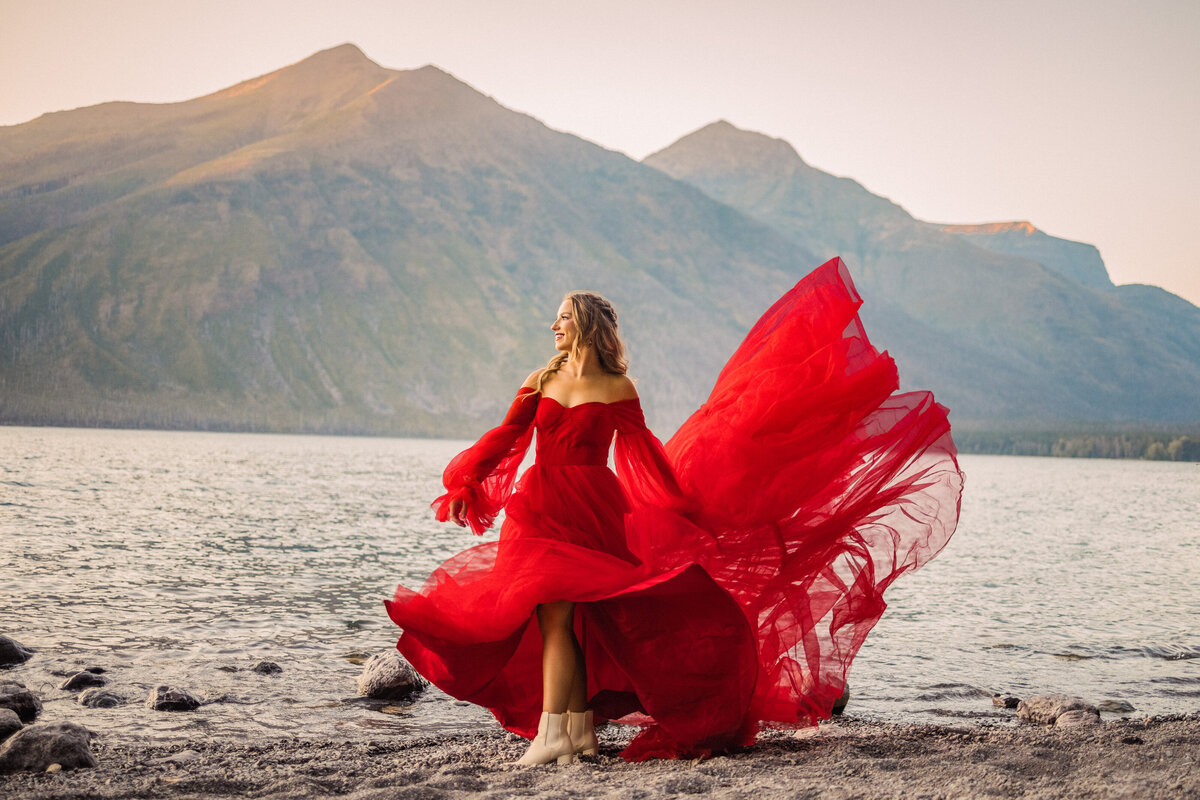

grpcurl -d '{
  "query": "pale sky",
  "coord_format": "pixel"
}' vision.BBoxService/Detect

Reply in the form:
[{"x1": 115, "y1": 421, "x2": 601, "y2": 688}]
[{"x1": 2, "y1": 0, "x2": 1197, "y2": 306}]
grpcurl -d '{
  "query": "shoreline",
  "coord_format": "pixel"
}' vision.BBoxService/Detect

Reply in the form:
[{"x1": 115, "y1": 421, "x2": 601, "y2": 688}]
[
  {"x1": 3, "y1": 714, "x2": 1197, "y2": 799},
  {"x1": 5, "y1": 421, "x2": 1199, "y2": 463}
]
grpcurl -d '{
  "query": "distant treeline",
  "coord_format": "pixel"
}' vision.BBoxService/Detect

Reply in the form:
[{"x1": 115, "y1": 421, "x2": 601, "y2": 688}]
[{"x1": 954, "y1": 431, "x2": 1200, "y2": 461}]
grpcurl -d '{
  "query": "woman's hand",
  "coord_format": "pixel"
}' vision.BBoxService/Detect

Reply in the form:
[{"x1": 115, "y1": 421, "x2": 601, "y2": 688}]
[{"x1": 448, "y1": 497, "x2": 468, "y2": 528}]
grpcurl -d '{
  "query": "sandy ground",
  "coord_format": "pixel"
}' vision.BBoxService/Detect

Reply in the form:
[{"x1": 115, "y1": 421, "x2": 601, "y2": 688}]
[{"x1": 2, "y1": 713, "x2": 1198, "y2": 800}]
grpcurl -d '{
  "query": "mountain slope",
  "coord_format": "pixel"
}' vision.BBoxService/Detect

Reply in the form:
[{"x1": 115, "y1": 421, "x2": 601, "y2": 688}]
[
  {"x1": 644, "y1": 122, "x2": 1200, "y2": 425},
  {"x1": 0, "y1": 47, "x2": 815, "y2": 435},
  {"x1": 2, "y1": 51, "x2": 1196, "y2": 435}
]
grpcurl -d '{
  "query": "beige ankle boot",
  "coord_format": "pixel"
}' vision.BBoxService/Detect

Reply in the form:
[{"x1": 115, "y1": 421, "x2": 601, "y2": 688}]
[
  {"x1": 515, "y1": 711, "x2": 574, "y2": 766},
  {"x1": 567, "y1": 709, "x2": 598, "y2": 757}
]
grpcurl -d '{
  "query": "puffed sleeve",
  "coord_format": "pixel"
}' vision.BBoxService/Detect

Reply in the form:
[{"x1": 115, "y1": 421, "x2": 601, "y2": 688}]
[
  {"x1": 611, "y1": 399, "x2": 695, "y2": 514},
  {"x1": 432, "y1": 387, "x2": 538, "y2": 534}
]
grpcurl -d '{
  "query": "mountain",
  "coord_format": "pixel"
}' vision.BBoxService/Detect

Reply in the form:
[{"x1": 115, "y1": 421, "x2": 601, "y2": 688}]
[
  {"x1": 645, "y1": 121, "x2": 1200, "y2": 426},
  {"x1": 940, "y1": 221, "x2": 1112, "y2": 289},
  {"x1": 0, "y1": 46, "x2": 814, "y2": 435},
  {"x1": 2, "y1": 49, "x2": 1197, "y2": 437}
]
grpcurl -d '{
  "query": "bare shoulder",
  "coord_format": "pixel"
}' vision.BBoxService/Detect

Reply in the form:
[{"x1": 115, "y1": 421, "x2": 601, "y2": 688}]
[
  {"x1": 521, "y1": 368, "x2": 545, "y2": 391},
  {"x1": 607, "y1": 373, "x2": 639, "y2": 402}
]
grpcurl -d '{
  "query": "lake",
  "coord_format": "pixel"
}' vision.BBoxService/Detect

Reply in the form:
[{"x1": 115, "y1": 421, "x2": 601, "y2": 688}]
[{"x1": 2, "y1": 426, "x2": 1197, "y2": 744}]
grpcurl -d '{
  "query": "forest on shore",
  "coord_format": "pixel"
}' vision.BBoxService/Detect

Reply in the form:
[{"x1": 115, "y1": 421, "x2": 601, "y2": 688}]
[{"x1": 954, "y1": 430, "x2": 1200, "y2": 461}]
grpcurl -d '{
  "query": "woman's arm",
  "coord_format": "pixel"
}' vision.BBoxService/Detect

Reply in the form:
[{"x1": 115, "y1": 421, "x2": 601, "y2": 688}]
[
  {"x1": 432, "y1": 371, "x2": 542, "y2": 534},
  {"x1": 611, "y1": 394, "x2": 693, "y2": 514}
]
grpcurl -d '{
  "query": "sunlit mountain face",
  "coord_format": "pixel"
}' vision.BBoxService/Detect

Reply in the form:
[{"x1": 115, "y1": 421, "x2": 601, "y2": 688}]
[{"x1": 2, "y1": 46, "x2": 1198, "y2": 436}]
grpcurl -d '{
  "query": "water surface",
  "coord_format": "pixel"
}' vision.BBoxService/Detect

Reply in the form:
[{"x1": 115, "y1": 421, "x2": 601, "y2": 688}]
[{"x1": 2, "y1": 427, "x2": 1196, "y2": 743}]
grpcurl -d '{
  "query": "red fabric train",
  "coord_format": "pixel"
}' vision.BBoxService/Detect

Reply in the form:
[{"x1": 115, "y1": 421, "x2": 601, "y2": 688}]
[{"x1": 385, "y1": 257, "x2": 964, "y2": 761}]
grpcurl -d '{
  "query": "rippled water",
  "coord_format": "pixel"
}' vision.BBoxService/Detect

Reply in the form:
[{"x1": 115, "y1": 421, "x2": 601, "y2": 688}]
[{"x1": 2, "y1": 426, "x2": 1197, "y2": 744}]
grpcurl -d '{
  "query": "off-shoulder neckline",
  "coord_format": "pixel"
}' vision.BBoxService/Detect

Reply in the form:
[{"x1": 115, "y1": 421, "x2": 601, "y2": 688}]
[{"x1": 518, "y1": 387, "x2": 639, "y2": 410}]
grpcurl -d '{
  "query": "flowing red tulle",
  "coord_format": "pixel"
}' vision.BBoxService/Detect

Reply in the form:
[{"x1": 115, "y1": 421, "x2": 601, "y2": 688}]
[{"x1": 385, "y1": 257, "x2": 964, "y2": 761}]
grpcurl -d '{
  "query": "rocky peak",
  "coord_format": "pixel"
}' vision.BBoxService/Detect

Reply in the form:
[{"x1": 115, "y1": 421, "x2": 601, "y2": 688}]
[
  {"x1": 941, "y1": 221, "x2": 1039, "y2": 236},
  {"x1": 645, "y1": 120, "x2": 808, "y2": 178}
]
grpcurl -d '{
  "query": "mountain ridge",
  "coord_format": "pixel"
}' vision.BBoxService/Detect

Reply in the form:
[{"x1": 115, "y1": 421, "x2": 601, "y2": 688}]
[
  {"x1": 645, "y1": 121, "x2": 1200, "y2": 424},
  {"x1": 1, "y1": 48, "x2": 1197, "y2": 437},
  {"x1": 0, "y1": 50, "x2": 815, "y2": 436}
]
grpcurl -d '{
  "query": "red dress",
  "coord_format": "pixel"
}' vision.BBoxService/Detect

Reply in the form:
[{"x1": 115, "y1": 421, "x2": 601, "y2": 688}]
[{"x1": 384, "y1": 257, "x2": 964, "y2": 761}]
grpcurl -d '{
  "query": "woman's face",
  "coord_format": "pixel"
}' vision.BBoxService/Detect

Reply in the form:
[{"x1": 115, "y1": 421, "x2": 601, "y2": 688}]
[{"x1": 551, "y1": 299, "x2": 578, "y2": 352}]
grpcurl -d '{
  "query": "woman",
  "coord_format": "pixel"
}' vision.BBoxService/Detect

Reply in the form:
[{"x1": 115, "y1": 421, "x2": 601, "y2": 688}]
[{"x1": 385, "y1": 257, "x2": 964, "y2": 764}]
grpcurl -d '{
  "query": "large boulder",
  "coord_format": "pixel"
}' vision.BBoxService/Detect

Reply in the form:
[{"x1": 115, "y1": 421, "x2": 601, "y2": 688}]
[
  {"x1": 0, "y1": 708, "x2": 21, "y2": 741},
  {"x1": 0, "y1": 636, "x2": 33, "y2": 667},
  {"x1": 1017, "y1": 694, "x2": 1100, "y2": 725},
  {"x1": 59, "y1": 671, "x2": 108, "y2": 691},
  {"x1": 356, "y1": 651, "x2": 428, "y2": 700},
  {"x1": 0, "y1": 682, "x2": 41, "y2": 723},
  {"x1": 146, "y1": 686, "x2": 201, "y2": 711},
  {"x1": 0, "y1": 723, "x2": 96, "y2": 773}
]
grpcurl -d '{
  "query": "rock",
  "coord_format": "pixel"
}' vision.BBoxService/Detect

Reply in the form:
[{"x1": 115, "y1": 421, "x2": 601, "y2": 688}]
[
  {"x1": 59, "y1": 671, "x2": 108, "y2": 691},
  {"x1": 77, "y1": 688, "x2": 125, "y2": 708},
  {"x1": 1017, "y1": 693, "x2": 1100, "y2": 725},
  {"x1": 251, "y1": 661, "x2": 282, "y2": 675},
  {"x1": 150, "y1": 748, "x2": 201, "y2": 765},
  {"x1": 0, "y1": 708, "x2": 21, "y2": 741},
  {"x1": 831, "y1": 683, "x2": 850, "y2": 715},
  {"x1": 146, "y1": 686, "x2": 201, "y2": 712},
  {"x1": 356, "y1": 651, "x2": 428, "y2": 700},
  {"x1": 83, "y1": 666, "x2": 106, "y2": 675},
  {"x1": 1055, "y1": 708, "x2": 1102, "y2": 727},
  {"x1": 0, "y1": 723, "x2": 96, "y2": 773},
  {"x1": 45, "y1": 762, "x2": 62, "y2": 773},
  {"x1": 0, "y1": 636, "x2": 33, "y2": 667},
  {"x1": 992, "y1": 693, "x2": 1021, "y2": 709},
  {"x1": 1098, "y1": 699, "x2": 1135, "y2": 713},
  {"x1": 0, "y1": 682, "x2": 42, "y2": 723}
]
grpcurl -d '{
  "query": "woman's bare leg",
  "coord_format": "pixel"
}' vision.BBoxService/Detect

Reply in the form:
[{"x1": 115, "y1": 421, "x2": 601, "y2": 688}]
[{"x1": 536, "y1": 601, "x2": 587, "y2": 713}]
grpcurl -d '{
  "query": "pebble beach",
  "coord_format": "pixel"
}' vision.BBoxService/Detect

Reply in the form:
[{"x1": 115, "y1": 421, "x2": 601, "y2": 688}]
[
  {"x1": 3, "y1": 712, "x2": 1198, "y2": 799},
  {"x1": 3, "y1": 636, "x2": 1199, "y2": 800}
]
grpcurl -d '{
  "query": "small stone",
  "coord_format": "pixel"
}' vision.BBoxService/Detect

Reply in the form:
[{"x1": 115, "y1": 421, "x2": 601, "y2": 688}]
[
  {"x1": 0, "y1": 636, "x2": 34, "y2": 668},
  {"x1": 146, "y1": 686, "x2": 201, "y2": 712},
  {"x1": 0, "y1": 683, "x2": 42, "y2": 723},
  {"x1": 59, "y1": 671, "x2": 108, "y2": 691},
  {"x1": 1017, "y1": 694, "x2": 1100, "y2": 725},
  {"x1": 1097, "y1": 699, "x2": 1135, "y2": 714},
  {"x1": 1055, "y1": 708, "x2": 1102, "y2": 727},
  {"x1": 45, "y1": 762, "x2": 62, "y2": 773},
  {"x1": 76, "y1": 688, "x2": 125, "y2": 708},
  {"x1": 356, "y1": 651, "x2": 428, "y2": 701},
  {"x1": 992, "y1": 693, "x2": 1020, "y2": 709},
  {"x1": 0, "y1": 708, "x2": 21, "y2": 741},
  {"x1": 251, "y1": 661, "x2": 282, "y2": 675},
  {"x1": 83, "y1": 667, "x2": 106, "y2": 675},
  {"x1": 0, "y1": 723, "x2": 96, "y2": 773},
  {"x1": 150, "y1": 749, "x2": 201, "y2": 765}
]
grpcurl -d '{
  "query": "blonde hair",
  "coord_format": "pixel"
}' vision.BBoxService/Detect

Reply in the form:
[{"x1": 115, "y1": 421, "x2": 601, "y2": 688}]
[{"x1": 537, "y1": 291, "x2": 628, "y2": 393}]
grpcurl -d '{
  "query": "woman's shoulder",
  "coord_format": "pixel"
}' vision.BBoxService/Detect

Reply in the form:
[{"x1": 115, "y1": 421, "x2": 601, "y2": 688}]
[
  {"x1": 606, "y1": 373, "x2": 639, "y2": 403},
  {"x1": 521, "y1": 368, "x2": 546, "y2": 390}
]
